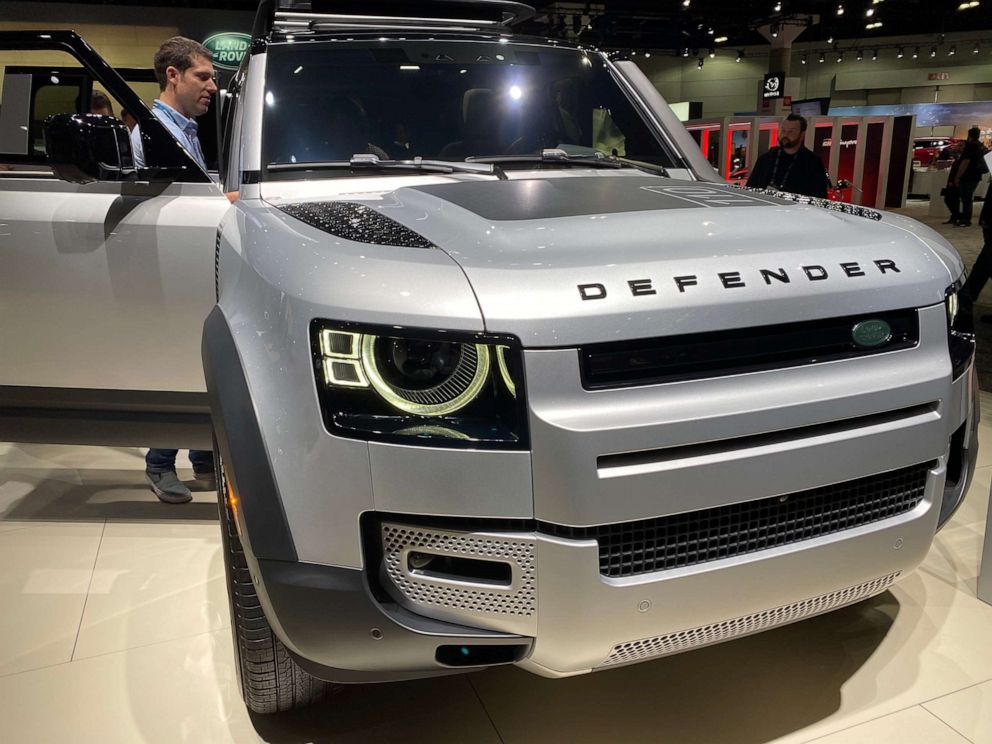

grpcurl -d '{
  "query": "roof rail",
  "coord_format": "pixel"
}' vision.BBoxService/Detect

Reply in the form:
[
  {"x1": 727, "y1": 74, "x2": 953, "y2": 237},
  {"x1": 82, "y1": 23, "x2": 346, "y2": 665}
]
[{"x1": 254, "y1": 1, "x2": 536, "y2": 39}]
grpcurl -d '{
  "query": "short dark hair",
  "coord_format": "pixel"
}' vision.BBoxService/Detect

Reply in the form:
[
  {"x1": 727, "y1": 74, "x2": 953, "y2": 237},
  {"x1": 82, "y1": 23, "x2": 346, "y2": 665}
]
[
  {"x1": 785, "y1": 113, "x2": 808, "y2": 132},
  {"x1": 968, "y1": 126, "x2": 981, "y2": 140},
  {"x1": 153, "y1": 36, "x2": 212, "y2": 91},
  {"x1": 89, "y1": 90, "x2": 113, "y2": 115}
]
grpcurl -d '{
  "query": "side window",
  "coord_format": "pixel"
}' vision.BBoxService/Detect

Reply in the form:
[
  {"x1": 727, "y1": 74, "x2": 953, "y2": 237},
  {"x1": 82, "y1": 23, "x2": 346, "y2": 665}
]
[{"x1": 0, "y1": 51, "x2": 86, "y2": 170}]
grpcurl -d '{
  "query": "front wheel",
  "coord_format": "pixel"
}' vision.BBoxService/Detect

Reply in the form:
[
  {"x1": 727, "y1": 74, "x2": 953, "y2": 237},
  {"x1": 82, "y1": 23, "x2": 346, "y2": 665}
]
[{"x1": 215, "y1": 450, "x2": 337, "y2": 714}]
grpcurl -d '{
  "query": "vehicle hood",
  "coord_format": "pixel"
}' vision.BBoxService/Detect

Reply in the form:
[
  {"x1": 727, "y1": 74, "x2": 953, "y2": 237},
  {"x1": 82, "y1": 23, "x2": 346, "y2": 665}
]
[{"x1": 267, "y1": 172, "x2": 960, "y2": 347}]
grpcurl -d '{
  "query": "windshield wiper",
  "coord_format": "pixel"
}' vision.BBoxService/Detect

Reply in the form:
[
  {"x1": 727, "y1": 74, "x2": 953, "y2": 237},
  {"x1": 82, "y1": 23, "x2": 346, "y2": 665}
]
[
  {"x1": 468, "y1": 149, "x2": 669, "y2": 176},
  {"x1": 267, "y1": 154, "x2": 507, "y2": 180}
]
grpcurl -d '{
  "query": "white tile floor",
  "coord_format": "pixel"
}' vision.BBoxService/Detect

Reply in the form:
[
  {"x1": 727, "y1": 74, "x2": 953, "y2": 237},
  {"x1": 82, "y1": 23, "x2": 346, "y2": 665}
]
[{"x1": 1, "y1": 403, "x2": 991, "y2": 743}]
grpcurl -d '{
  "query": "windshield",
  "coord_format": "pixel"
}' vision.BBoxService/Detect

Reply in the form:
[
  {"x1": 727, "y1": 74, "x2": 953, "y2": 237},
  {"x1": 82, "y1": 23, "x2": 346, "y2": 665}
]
[{"x1": 261, "y1": 39, "x2": 677, "y2": 177}]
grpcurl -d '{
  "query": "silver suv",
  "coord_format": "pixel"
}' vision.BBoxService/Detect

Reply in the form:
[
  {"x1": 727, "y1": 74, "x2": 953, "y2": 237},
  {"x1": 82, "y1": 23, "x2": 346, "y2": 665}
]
[{"x1": 0, "y1": 0, "x2": 978, "y2": 716}]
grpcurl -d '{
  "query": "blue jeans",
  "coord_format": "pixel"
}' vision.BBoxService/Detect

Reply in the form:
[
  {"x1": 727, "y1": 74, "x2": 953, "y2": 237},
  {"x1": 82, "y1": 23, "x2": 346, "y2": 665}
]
[{"x1": 146, "y1": 449, "x2": 214, "y2": 475}]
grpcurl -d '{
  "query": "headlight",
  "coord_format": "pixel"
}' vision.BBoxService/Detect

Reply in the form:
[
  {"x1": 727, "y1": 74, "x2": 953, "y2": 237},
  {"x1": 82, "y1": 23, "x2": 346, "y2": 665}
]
[
  {"x1": 313, "y1": 321, "x2": 527, "y2": 448},
  {"x1": 946, "y1": 286, "x2": 959, "y2": 328}
]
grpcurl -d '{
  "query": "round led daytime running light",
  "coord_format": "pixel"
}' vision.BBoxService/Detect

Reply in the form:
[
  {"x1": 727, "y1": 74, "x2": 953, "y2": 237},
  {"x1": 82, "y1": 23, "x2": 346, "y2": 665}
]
[
  {"x1": 360, "y1": 336, "x2": 491, "y2": 417},
  {"x1": 496, "y1": 345, "x2": 517, "y2": 398}
]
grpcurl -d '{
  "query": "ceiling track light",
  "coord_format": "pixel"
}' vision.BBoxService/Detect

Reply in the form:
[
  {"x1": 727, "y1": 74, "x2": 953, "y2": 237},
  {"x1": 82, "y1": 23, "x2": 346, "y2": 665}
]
[
  {"x1": 856, "y1": 49, "x2": 863, "y2": 60},
  {"x1": 774, "y1": 1, "x2": 782, "y2": 11},
  {"x1": 872, "y1": 49, "x2": 878, "y2": 60},
  {"x1": 837, "y1": 51, "x2": 844, "y2": 62},
  {"x1": 736, "y1": 50, "x2": 744, "y2": 62},
  {"x1": 836, "y1": 4, "x2": 845, "y2": 15},
  {"x1": 930, "y1": 46, "x2": 937, "y2": 57},
  {"x1": 974, "y1": 43, "x2": 981, "y2": 54},
  {"x1": 897, "y1": 46, "x2": 904, "y2": 58},
  {"x1": 819, "y1": 51, "x2": 826, "y2": 62},
  {"x1": 709, "y1": 47, "x2": 716, "y2": 58},
  {"x1": 682, "y1": 0, "x2": 691, "y2": 7},
  {"x1": 801, "y1": 53, "x2": 808, "y2": 64},
  {"x1": 866, "y1": 7, "x2": 874, "y2": 15},
  {"x1": 948, "y1": 45, "x2": 956, "y2": 55},
  {"x1": 682, "y1": 47, "x2": 690, "y2": 57},
  {"x1": 644, "y1": 50, "x2": 651, "y2": 58},
  {"x1": 912, "y1": 46, "x2": 919, "y2": 58},
  {"x1": 697, "y1": 57, "x2": 704, "y2": 69}
]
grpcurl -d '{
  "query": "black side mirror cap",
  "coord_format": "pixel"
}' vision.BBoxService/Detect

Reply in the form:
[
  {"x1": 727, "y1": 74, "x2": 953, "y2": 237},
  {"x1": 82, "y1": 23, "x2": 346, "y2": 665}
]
[{"x1": 44, "y1": 113, "x2": 134, "y2": 184}]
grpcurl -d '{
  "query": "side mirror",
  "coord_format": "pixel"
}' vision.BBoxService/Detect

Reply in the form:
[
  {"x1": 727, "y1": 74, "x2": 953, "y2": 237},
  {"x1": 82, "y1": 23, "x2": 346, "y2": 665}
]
[{"x1": 44, "y1": 113, "x2": 134, "y2": 184}]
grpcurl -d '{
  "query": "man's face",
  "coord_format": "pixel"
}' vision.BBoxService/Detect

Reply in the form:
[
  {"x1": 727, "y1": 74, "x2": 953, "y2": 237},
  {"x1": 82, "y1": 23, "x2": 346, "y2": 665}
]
[
  {"x1": 778, "y1": 120, "x2": 804, "y2": 150},
  {"x1": 166, "y1": 54, "x2": 218, "y2": 118}
]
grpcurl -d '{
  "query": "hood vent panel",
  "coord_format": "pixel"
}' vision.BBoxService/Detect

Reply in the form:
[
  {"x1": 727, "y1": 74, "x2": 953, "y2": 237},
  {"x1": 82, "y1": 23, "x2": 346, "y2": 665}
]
[{"x1": 279, "y1": 201, "x2": 434, "y2": 248}]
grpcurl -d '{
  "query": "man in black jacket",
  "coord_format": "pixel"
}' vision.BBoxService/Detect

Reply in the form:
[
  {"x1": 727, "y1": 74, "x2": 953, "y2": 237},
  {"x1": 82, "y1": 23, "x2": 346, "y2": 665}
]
[{"x1": 747, "y1": 114, "x2": 831, "y2": 198}]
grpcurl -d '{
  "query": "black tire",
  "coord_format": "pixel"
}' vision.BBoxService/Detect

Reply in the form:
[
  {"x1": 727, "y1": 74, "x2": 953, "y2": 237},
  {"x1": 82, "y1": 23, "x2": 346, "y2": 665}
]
[{"x1": 215, "y1": 450, "x2": 336, "y2": 714}]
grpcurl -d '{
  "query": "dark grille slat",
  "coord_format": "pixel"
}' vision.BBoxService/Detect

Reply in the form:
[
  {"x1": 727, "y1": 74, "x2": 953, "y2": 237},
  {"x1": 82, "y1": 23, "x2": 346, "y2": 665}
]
[
  {"x1": 541, "y1": 462, "x2": 932, "y2": 577},
  {"x1": 580, "y1": 309, "x2": 920, "y2": 390}
]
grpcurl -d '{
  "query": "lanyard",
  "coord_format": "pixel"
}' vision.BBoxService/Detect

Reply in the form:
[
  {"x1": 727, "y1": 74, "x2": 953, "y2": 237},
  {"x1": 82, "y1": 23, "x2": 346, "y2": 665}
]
[{"x1": 771, "y1": 147, "x2": 797, "y2": 190}]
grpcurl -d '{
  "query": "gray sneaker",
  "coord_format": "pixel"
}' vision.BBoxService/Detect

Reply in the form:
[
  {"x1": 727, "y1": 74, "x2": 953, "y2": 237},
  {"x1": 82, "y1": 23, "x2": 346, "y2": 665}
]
[{"x1": 146, "y1": 470, "x2": 193, "y2": 504}]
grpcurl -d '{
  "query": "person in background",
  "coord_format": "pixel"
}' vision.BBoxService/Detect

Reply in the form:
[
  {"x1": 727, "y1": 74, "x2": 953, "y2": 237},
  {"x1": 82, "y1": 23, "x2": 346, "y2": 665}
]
[
  {"x1": 130, "y1": 35, "x2": 217, "y2": 171},
  {"x1": 961, "y1": 179, "x2": 992, "y2": 324},
  {"x1": 746, "y1": 114, "x2": 830, "y2": 198},
  {"x1": 942, "y1": 141, "x2": 965, "y2": 225},
  {"x1": 89, "y1": 90, "x2": 114, "y2": 117},
  {"x1": 119, "y1": 108, "x2": 138, "y2": 132},
  {"x1": 951, "y1": 127, "x2": 989, "y2": 227},
  {"x1": 132, "y1": 36, "x2": 218, "y2": 503}
]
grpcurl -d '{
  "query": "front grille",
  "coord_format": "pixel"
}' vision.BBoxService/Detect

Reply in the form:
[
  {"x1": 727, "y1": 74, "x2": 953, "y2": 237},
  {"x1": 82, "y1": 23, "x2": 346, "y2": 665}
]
[
  {"x1": 580, "y1": 308, "x2": 919, "y2": 389},
  {"x1": 543, "y1": 461, "x2": 933, "y2": 577},
  {"x1": 600, "y1": 571, "x2": 899, "y2": 667}
]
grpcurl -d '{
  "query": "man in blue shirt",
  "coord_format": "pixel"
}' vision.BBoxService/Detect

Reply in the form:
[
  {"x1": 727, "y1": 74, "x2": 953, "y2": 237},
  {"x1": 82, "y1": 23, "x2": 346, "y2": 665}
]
[
  {"x1": 132, "y1": 36, "x2": 218, "y2": 502},
  {"x1": 130, "y1": 36, "x2": 217, "y2": 171}
]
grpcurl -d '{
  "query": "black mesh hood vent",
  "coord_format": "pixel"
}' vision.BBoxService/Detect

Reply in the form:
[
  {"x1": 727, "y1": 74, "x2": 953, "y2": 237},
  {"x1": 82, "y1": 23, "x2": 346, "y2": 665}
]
[{"x1": 278, "y1": 201, "x2": 434, "y2": 248}]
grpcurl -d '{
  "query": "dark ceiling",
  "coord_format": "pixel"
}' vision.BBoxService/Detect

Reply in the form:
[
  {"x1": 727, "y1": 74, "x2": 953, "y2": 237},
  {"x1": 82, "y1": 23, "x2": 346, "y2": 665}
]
[{"x1": 30, "y1": 0, "x2": 992, "y2": 52}]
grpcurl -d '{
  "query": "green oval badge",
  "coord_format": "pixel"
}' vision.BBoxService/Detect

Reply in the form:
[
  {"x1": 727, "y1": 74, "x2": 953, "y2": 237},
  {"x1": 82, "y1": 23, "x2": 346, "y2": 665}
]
[
  {"x1": 203, "y1": 32, "x2": 251, "y2": 71},
  {"x1": 852, "y1": 319, "x2": 892, "y2": 348}
]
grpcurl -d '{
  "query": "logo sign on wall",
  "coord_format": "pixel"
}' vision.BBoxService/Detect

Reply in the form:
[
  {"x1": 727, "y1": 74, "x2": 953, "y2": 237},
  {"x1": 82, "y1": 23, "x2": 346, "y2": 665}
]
[
  {"x1": 203, "y1": 33, "x2": 251, "y2": 70},
  {"x1": 763, "y1": 72, "x2": 784, "y2": 99}
]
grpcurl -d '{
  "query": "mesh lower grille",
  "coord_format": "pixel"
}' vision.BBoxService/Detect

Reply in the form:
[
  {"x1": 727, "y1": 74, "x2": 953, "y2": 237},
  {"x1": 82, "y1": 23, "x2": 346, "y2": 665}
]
[
  {"x1": 544, "y1": 461, "x2": 932, "y2": 578},
  {"x1": 602, "y1": 571, "x2": 899, "y2": 666},
  {"x1": 381, "y1": 524, "x2": 536, "y2": 618}
]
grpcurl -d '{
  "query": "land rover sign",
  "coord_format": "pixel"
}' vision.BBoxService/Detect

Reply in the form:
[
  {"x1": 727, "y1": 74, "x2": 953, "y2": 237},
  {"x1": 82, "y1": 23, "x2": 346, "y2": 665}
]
[{"x1": 203, "y1": 33, "x2": 251, "y2": 70}]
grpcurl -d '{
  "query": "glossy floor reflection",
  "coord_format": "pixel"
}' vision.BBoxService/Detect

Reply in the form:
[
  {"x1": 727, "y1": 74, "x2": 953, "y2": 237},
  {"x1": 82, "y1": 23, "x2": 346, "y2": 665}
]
[{"x1": 1, "y1": 403, "x2": 990, "y2": 744}]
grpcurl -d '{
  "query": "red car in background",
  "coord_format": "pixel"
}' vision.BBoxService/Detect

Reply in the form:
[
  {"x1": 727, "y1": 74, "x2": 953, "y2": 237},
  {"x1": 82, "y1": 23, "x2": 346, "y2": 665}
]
[{"x1": 913, "y1": 137, "x2": 961, "y2": 167}]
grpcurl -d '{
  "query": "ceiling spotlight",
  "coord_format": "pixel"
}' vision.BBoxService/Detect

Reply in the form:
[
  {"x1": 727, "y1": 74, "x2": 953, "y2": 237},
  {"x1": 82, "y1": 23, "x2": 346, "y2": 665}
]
[
  {"x1": 644, "y1": 50, "x2": 651, "y2": 57},
  {"x1": 865, "y1": 21, "x2": 883, "y2": 29},
  {"x1": 948, "y1": 45, "x2": 956, "y2": 55},
  {"x1": 697, "y1": 57, "x2": 704, "y2": 69},
  {"x1": 866, "y1": 7, "x2": 874, "y2": 15},
  {"x1": 912, "y1": 46, "x2": 919, "y2": 58},
  {"x1": 819, "y1": 51, "x2": 826, "y2": 62},
  {"x1": 856, "y1": 49, "x2": 863, "y2": 60},
  {"x1": 682, "y1": 0, "x2": 691, "y2": 7},
  {"x1": 958, "y1": 1, "x2": 979, "y2": 9},
  {"x1": 837, "y1": 51, "x2": 844, "y2": 62},
  {"x1": 708, "y1": 27, "x2": 715, "y2": 35},
  {"x1": 872, "y1": 49, "x2": 878, "y2": 60},
  {"x1": 774, "y1": 1, "x2": 782, "y2": 11},
  {"x1": 682, "y1": 47, "x2": 690, "y2": 57},
  {"x1": 930, "y1": 46, "x2": 937, "y2": 57},
  {"x1": 714, "y1": 36, "x2": 729, "y2": 43},
  {"x1": 736, "y1": 49, "x2": 744, "y2": 62},
  {"x1": 974, "y1": 43, "x2": 981, "y2": 54},
  {"x1": 897, "y1": 46, "x2": 904, "y2": 58},
  {"x1": 836, "y1": 4, "x2": 845, "y2": 15},
  {"x1": 827, "y1": 36, "x2": 834, "y2": 44},
  {"x1": 771, "y1": 22, "x2": 780, "y2": 37},
  {"x1": 709, "y1": 47, "x2": 716, "y2": 58},
  {"x1": 801, "y1": 53, "x2": 808, "y2": 64}
]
